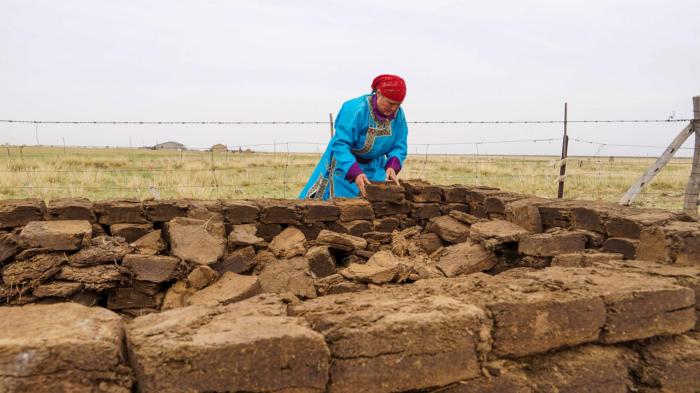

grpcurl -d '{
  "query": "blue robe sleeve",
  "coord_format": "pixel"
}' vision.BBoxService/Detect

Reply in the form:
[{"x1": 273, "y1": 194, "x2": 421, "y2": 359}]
[
  {"x1": 329, "y1": 102, "x2": 361, "y2": 178},
  {"x1": 386, "y1": 109, "x2": 408, "y2": 167}
]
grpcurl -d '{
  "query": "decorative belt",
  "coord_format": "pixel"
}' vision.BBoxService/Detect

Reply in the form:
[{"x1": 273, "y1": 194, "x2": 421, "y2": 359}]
[{"x1": 353, "y1": 154, "x2": 372, "y2": 164}]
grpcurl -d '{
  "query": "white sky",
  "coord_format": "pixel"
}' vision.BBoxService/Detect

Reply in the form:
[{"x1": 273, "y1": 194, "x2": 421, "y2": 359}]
[{"x1": 1, "y1": 0, "x2": 699, "y2": 156}]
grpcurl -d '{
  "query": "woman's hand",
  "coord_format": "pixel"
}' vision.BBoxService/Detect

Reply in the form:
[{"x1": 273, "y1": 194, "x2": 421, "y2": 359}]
[
  {"x1": 385, "y1": 168, "x2": 400, "y2": 186},
  {"x1": 355, "y1": 173, "x2": 371, "y2": 198}
]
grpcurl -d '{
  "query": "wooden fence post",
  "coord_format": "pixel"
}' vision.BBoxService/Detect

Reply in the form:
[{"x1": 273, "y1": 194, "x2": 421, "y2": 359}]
[
  {"x1": 683, "y1": 96, "x2": 700, "y2": 215},
  {"x1": 557, "y1": 103, "x2": 569, "y2": 198}
]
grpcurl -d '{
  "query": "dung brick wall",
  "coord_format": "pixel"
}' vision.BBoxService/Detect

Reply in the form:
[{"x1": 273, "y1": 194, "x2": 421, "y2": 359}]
[{"x1": 0, "y1": 180, "x2": 699, "y2": 392}]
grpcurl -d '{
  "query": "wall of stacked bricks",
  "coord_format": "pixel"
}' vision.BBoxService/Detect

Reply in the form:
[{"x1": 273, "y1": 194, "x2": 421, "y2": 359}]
[{"x1": 0, "y1": 180, "x2": 699, "y2": 392}]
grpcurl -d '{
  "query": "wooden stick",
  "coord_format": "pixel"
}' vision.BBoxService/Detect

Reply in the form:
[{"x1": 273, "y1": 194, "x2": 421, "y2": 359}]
[
  {"x1": 620, "y1": 123, "x2": 694, "y2": 205},
  {"x1": 683, "y1": 96, "x2": 700, "y2": 215}
]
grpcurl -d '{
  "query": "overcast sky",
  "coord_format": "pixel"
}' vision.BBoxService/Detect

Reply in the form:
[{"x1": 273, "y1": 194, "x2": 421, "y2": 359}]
[{"x1": 1, "y1": 0, "x2": 698, "y2": 156}]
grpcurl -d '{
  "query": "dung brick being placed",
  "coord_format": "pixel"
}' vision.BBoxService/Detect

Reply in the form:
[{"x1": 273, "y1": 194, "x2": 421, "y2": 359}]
[
  {"x1": 364, "y1": 181, "x2": 406, "y2": 203},
  {"x1": 401, "y1": 179, "x2": 443, "y2": 202}
]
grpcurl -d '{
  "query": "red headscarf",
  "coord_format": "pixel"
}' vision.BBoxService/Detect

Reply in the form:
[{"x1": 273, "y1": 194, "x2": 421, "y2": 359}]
[{"x1": 371, "y1": 74, "x2": 406, "y2": 103}]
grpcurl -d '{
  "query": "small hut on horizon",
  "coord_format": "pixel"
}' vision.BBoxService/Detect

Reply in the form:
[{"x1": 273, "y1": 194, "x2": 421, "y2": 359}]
[
  {"x1": 153, "y1": 141, "x2": 186, "y2": 151},
  {"x1": 210, "y1": 143, "x2": 228, "y2": 152}
]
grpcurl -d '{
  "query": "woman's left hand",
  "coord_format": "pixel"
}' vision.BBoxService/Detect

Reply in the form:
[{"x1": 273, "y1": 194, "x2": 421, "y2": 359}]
[{"x1": 385, "y1": 168, "x2": 400, "y2": 186}]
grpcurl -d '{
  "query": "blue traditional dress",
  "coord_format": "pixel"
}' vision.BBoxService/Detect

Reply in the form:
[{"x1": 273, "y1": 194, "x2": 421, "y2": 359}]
[{"x1": 299, "y1": 94, "x2": 408, "y2": 200}]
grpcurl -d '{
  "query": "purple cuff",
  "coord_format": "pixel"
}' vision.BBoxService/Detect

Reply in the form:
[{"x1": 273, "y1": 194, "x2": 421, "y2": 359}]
[
  {"x1": 345, "y1": 162, "x2": 364, "y2": 182},
  {"x1": 385, "y1": 156, "x2": 402, "y2": 173}
]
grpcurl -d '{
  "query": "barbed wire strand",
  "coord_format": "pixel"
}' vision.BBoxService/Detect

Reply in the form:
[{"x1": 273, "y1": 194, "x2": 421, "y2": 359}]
[{"x1": 0, "y1": 118, "x2": 692, "y2": 125}]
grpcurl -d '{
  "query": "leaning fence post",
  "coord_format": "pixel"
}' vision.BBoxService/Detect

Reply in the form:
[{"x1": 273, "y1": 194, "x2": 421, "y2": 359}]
[
  {"x1": 557, "y1": 102, "x2": 569, "y2": 198},
  {"x1": 683, "y1": 96, "x2": 700, "y2": 215}
]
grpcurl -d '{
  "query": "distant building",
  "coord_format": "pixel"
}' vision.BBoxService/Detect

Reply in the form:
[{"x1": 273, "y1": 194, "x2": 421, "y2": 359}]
[
  {"x1": 153, "y1": 141, "x2": 186, "y2": 150},
  {"x1": 210, "y1": 143, "x2": 228, "y2": 152}
]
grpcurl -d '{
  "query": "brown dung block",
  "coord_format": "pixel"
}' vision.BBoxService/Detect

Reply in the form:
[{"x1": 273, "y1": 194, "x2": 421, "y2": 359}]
[
  {"x1": 518, "y1": 230, "x2": 587, "y2": 257},
  {"x1": 127, "y1": 297, "x2": 329, "y2": 393},
  {"x1": 94, "y1": 198, "x2": 147, "y2": 225},
  {"x1": 428, "y1": 215, "x2": 470, "y2": 243},
  {"x1": 222, "y1": 199, "x2": 260, "y2": 224},
  {"x1": 292, "y1": 290, "x2": 489, "y2": 393},
  {"x1": 371, "y1": 200, "x2": 410, "y2": 217},
  {"x1": 401, "y1": 179, "x2": 443, "y2": 202},
  {"x1": 122, "y1": 254, "x2": 181, "y2": 283},
  {"x1": 0, "y1": 303, "x2": 133, "y2": 392},
  {"x1": 143, "y1": 199, "x2": 188, "y2": 222},
  {"x1": 110, "y1": 222, "x2": 153, "y2": 243},
  {"x1": 19, "y1": 220, "x2": 92, "y2": 251},
  {"x1": 257, "y1": 199, "x2": 301, "y2": 224},
  {"x1": 297, "y1": 200, "x2": 340, "y2": 222},
  {"x1": 603, "y1": 237, "x2": 638, "y2": 259},
  {"x1": 410, "y1": 202, "x2": 442, "y2": 219},
  {"x1": 333, "y1": 198, "x2": 374, "y2": 221},
  {"x1": 0, "y1": 199, "x2": 46, "y2": 229},
  {"x1": 46, "y1": 198, "x2": 95, "y2": 222}
]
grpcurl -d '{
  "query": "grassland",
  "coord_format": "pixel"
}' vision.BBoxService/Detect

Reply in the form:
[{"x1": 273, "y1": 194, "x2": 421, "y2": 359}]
[{"x1": 0, "y1": 145, "x2": 694, "y2": 211}]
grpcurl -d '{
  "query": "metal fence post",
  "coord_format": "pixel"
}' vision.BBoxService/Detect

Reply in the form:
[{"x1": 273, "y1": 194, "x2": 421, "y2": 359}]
[
  {"x1": 683, "y1": 96, "x2": 700, "y2": 215},
  {"x1": 557, "y1": 103, "x2": 569, "y2": 198}
]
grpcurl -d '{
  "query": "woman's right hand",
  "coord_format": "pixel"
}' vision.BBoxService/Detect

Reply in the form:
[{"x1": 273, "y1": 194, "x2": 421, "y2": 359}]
[{"x1": 355, "y1": 173, "x2": 371, "y2": 198}]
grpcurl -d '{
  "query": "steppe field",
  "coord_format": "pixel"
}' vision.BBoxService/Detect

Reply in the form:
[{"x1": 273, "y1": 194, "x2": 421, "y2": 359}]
[{"x1": 0, "y1": 146, "x2": 693, "y2": 211}]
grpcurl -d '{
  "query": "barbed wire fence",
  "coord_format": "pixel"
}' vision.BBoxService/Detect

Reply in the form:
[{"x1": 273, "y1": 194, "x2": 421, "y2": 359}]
[{"x1": 0, "y1": 115, "x2": 697, "y2": 213}]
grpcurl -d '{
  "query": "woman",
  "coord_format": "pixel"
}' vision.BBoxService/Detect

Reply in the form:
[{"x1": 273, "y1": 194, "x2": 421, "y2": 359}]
[{"x1": 299, "y1": 74, "x2": 408, "y2": 200}]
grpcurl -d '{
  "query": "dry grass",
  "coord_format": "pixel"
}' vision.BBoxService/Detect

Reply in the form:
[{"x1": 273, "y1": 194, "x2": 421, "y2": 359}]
[{"x1": 0, "y1": 146, "x2": 693, "y2": 211}]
